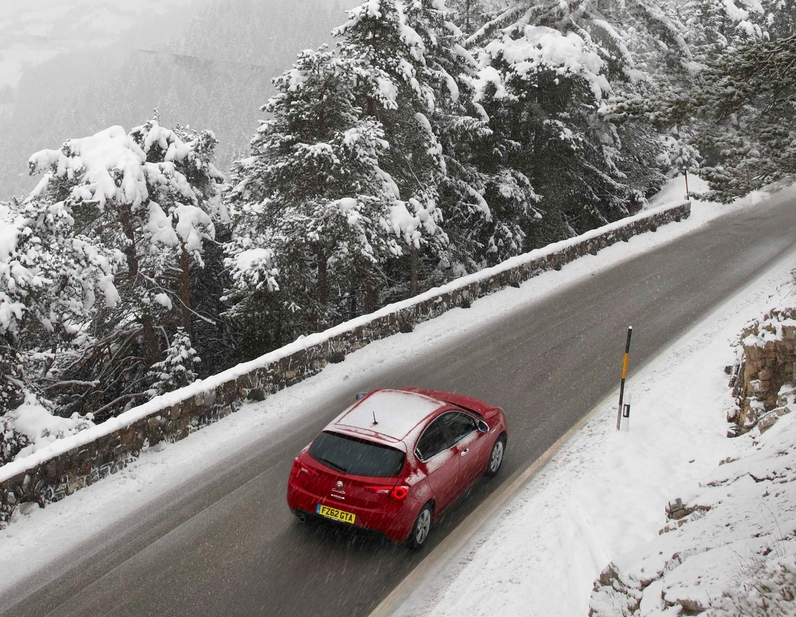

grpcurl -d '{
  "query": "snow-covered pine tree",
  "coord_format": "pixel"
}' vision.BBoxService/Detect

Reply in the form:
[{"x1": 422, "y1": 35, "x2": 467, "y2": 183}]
[
  {"x1": 613, "y1": 32, "x2": 796, "y2": 201},
  {"x1": 333, "y1": 0, "x2": 455, "y2": 295},
  {"x1": 0, "y1": 196, "x2": 121, "y2": 415},
  {"x1": 411, "y1": 0, "x2": 538, "y2": 272},
  {"x1": 126, "y1": 118, "x2": 224, "y2": 338},
  {"x1": 471, "y1": 14, "x2": 639, "y2": 245},
  {"x1": 135, "y1": 121, "x2": 234, "y2": 376},
  {"x1": 147, "y1": 328, "x2": 200, "y2": 397},
  {"x1": 26, "y1": 118, "x2": 222, "y2": 418},
  {"x1": 688, "y1": 34, "x2": 796, "y2": 201},
  {"x1": 333, "y1": 1, "x2": 529, "y2": 287},
  {"x1": 226, "y1": 45, "x2": 409, "y2": 357},
  {"x1": 604, "y1": 0, "x2": 796, "y2": 202}
]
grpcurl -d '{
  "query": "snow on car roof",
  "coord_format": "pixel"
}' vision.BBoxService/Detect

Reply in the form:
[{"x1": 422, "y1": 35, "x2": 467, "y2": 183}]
[{"x1": 332, "y1": 389, "x2": 445, "y2": 442}]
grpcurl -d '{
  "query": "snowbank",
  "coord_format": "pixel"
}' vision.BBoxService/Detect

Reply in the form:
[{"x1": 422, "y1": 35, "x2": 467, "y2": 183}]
[
  {"x1": 590, "y1": 407, "x2": 796, "y2": 616},
  {"x1": 591, "y1": 270, "x2": 796, "y2": 616}
]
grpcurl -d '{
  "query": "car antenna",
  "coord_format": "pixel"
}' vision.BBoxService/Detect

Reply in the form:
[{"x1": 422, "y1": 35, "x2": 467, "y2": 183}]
[{"x1": 372, "y1": 411, "x2": 378, "y2": 425}]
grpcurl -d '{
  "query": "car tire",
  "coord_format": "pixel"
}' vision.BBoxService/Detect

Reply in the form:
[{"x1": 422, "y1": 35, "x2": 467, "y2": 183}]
[
  {"x1": 406, "y1": 503, "x2": 434, "y2": 551},
  {"x1": 484, "y1": 433, "x2": 507, "y2": 478}
]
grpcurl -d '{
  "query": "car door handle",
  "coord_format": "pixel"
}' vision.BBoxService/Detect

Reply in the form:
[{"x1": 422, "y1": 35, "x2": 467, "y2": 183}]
[{"x1": 460, "y1": 449, "x2": 469, "y2": 456}]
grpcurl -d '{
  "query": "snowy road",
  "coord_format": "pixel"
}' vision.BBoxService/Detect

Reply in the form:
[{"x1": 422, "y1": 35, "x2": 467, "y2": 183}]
[{"x1": 3, "y1": 187, "x2": 796, "y2": 617}]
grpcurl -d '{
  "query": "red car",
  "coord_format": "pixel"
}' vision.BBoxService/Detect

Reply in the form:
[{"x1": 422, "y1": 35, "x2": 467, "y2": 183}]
[{"x1": 286, "y1": 387, "x2": 508, "y2": 549}]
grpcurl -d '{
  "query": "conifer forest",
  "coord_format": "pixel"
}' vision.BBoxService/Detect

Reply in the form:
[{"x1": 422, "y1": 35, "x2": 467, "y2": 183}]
[{"x1": 2, "y1": 0, "x2": 795, "y2": 462}]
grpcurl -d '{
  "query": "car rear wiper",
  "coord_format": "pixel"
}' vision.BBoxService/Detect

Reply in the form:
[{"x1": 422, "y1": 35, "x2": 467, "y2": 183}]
[{"x1": 317, "y1": 457, "x2": 347, "y2": 473}]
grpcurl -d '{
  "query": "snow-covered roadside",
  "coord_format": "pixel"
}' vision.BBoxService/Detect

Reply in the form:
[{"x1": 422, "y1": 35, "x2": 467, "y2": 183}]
[
  {"x1": 392, "y1": 204, "x2": 796, "y2": 615},
  {"x1": 0, "y1": 178, "x2": 785, "y2": 597}
]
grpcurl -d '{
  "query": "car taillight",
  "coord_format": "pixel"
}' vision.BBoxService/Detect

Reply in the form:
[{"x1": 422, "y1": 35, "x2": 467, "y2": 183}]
[
  {"x1": 391, "y1": 486, "x2": 408, "y2": 500},
  {"x1": 291, "y1": 457, "x2": 318, "y2": 477},
  {"x1": 365, "y1": 485, "x2": 409, "y2": 500}
]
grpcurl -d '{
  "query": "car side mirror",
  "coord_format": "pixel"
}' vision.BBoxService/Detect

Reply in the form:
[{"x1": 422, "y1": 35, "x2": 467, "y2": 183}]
[
  {"x1": 356, "y1": 391, "x2": 368, "y2": 400},
  {"x1": 477, "y1": 420, "x2": 489, "y2": 433}
]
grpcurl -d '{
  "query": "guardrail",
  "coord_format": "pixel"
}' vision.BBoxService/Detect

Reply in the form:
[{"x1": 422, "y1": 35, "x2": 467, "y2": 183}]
[{"x1": 0, "y1": 201, "x2": 690, "y2": 526}]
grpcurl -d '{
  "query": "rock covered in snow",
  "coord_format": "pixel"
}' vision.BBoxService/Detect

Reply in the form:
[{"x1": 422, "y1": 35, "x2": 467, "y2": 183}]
[
  {"x1": 732, "y1": 305, "x2": 796, "y2": 434},
  {"x1": 589, "y1": 406, "x2": 796, "y2": 616}
]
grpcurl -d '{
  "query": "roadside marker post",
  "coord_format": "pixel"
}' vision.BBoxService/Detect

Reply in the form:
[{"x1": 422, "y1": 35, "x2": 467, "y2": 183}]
[
  {"x1": 684, "y1": 169, "x2": 690, "y2": 199},
  {"x1": 621, "y1": 392, "x2": 632, "y2": 431},
  {"x1": 616, "y1": 326, "x2": 633, "y2": 431}
]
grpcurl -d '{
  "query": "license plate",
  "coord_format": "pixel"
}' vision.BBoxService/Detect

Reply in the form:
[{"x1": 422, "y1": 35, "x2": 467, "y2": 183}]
[{"x1": 316, "y1": 504, "x2": 356, "y2": 525}]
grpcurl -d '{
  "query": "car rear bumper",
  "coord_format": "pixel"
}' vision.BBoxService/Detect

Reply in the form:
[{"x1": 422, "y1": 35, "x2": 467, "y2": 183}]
[{"x1": 287, "y1": 482, "x2": 414, "y2": 543}]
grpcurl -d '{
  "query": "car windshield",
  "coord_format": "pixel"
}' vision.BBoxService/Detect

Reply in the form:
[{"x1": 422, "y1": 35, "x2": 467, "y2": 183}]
[{"x1": 309, "y1": 431, "x2": 405, "y2": 477}]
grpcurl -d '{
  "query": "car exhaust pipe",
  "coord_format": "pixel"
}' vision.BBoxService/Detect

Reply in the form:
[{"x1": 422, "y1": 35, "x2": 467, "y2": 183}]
[{"x1": 298, "y1": 514, "x2": 307, "y2": 524}]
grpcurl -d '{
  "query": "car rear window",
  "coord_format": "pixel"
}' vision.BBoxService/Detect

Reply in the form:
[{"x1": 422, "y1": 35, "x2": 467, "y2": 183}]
[{"x1": 309, "y1": 431, "x2": 405, "y2": 477}]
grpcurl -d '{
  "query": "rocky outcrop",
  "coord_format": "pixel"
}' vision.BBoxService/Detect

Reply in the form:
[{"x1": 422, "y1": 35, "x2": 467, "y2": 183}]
[{"x1": 729, "y1": 306, "x2": 796, "y2": 436}]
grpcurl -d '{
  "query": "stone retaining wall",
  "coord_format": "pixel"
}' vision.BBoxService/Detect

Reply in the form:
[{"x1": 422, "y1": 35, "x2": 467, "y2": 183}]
[{"x1": 0, "y1": 201, "x2": 690, "y2": 527}]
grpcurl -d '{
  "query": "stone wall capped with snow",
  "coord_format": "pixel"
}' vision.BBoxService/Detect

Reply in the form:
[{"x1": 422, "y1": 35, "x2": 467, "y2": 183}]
[{"x1": 0, "y1": 202, "x2": 690, "y2": 528}]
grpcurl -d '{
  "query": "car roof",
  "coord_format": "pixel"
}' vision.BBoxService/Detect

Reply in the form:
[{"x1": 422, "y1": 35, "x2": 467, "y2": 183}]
[{"x1": 330, "y1": 389, "x2": 447, "y2": 444}]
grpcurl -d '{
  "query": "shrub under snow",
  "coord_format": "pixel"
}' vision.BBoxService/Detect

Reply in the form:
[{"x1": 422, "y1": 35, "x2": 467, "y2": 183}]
[{"x1": 1, "y1": 394, "x2": 94, "y2": 463}]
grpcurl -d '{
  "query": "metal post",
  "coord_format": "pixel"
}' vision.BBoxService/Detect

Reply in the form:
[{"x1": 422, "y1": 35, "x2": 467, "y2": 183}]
[
  {"x1": 684, "y1": 169, "x2": 690, "y2": 199},
  {"x1": 616, "y1": 326, "x2": 633, "y2": 431}
]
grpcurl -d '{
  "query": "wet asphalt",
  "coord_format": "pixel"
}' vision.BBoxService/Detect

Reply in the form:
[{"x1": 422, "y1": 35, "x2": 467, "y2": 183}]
[{"x1": 2, "y1": 191, "x2": 796, "y2": 617}]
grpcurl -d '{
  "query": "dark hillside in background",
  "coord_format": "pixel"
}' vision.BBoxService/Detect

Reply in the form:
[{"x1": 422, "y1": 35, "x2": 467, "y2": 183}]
[{"x1": 0, "y1": 0, "x2": 355, "y2": 199}]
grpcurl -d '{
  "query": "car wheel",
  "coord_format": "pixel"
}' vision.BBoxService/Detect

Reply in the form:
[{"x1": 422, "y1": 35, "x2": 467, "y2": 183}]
[
  {"x1": 484, "y1": 433, "x2": 507, "y2": 478},
  {"x1": 406, "y1": 503, "x2": 434, "y2": 551}
]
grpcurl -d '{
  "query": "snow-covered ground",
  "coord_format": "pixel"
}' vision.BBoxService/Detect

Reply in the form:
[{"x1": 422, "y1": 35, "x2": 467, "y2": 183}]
[{"x1": 1, "y1": 177, "x2": 794, "y2": 614}]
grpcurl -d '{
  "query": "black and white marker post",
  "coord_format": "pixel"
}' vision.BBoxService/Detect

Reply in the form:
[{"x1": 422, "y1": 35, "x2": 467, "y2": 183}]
[{"x1": 616, "y1": 326, "x2": 633, "y2": 431}]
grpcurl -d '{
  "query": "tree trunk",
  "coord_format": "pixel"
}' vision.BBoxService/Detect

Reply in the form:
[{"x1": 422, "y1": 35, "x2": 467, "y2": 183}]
[
  {"x1": 118, "y1": 204, "x2": 138, "y2": 279},
  {"x1": 140, "y1": 313, "x2": 161, "y2": 367},
  {"x1": 315, "y1": 245, "x2": 328, "y2": 309},
  {"x1": 361, "y1": 261, "x2": 376, "y2": 314},
  {"x1": 119, "y1": 204, "x2": 160, "y2": 365},
  {"x1": 409, "y1": 244, "x2": 419, "y2": 296},
  {"x1": 179, "y1": 245, "x2": 193, "y2": 336}
]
